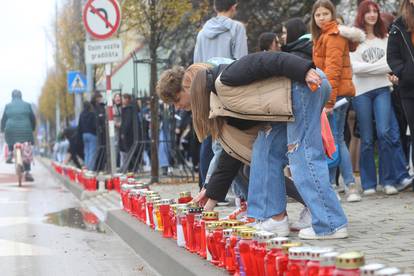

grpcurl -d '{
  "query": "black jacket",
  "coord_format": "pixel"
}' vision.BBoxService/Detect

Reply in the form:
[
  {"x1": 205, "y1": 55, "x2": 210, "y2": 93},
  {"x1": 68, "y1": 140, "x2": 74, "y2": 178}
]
[
  {"x1": 282, "y1": 38, "x2": 313, "y2": 60},
  {"x1": 78, "y1": 110, "x2": 97, "y2": 135},
  {"x1": 387, "y1": 17, "x2": 414, "y2": 97},
  {"x1": 119, "y1": 104, "x2": 134, "y2": 152},
  {"x1": 209, "y1": 51, "x2": 314, "y2": 130},
  {"x1": 219, "y1": 51, "x2": 314, "y2": 86}
]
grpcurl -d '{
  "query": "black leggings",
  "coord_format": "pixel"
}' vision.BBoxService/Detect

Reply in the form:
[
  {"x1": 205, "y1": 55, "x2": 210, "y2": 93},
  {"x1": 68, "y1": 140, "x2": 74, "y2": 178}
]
[
  {"x1": 401, "y1": 98, "x2": 414, "y2": 165},
  {"x1": 205, "y1": 150, "x2": 305, "y2": 205}
]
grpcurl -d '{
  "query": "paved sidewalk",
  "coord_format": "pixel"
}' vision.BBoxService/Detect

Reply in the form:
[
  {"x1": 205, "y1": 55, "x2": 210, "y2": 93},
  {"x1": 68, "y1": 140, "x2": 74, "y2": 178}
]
[{"x1": 150, "y1": 181, "x2": 414, "y2": 273}]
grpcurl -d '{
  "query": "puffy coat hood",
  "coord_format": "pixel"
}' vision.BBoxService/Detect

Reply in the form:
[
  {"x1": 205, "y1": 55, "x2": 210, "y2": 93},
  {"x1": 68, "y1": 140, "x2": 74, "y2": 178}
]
[
  {"x1": 202, "y1": 16, "x2": 240, "y2": 39},
  {"x1": 281, "y1": 38, "x2": 313, "y2": 60},
  {"x1": 338, "y1": 25, "x2": 366, "y2": 44}
]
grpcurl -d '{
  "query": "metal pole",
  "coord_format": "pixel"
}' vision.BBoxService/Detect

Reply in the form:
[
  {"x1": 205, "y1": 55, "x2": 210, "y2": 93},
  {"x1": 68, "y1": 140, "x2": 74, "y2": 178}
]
[{"x1": 105, "y1": 64, "x2": 116, "y2": 174}]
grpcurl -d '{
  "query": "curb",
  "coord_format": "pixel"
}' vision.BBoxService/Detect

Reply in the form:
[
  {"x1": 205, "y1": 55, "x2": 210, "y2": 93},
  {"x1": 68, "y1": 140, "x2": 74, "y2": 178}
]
[{"x1": 41, "y1": 159, "x2": 227, "y2": 276}]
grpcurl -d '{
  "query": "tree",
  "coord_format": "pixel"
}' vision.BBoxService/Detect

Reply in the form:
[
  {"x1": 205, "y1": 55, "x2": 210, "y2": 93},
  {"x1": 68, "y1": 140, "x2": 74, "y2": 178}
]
[{"x1": 121, "y1": 0, "x2": 208, "y2": 183}]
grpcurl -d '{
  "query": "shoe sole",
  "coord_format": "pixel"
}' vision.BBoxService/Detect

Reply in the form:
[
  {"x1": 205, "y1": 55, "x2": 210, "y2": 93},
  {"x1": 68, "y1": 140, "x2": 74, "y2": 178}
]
[{"x1": 298, "y1": 232, "x2": 348, "y2": 240}]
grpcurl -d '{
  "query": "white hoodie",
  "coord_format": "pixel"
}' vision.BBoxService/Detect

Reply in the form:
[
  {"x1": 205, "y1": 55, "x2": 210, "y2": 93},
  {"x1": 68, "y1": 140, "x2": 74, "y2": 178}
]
[{"x1": 350, "y1": 36, "x2": 392, "y2": 96}]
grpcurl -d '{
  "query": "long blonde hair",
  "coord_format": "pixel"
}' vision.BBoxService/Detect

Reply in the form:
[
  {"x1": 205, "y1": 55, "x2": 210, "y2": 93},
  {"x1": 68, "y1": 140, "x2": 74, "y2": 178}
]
[
  {"x1": 310, "y1": 0, "x2": 337, "y2": 40},
  {"x1": 400, "y1": 0, "x2": 414, "y2": 31},
  {"x1": 190, "y1": 69, "x2": 224, "y2": 142}
]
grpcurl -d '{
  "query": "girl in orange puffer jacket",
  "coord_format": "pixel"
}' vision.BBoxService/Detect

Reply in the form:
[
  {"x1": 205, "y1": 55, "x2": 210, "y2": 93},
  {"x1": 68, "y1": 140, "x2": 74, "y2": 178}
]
[{"x1": 310, "y1": 0, "x2": 365, "y2": 201}]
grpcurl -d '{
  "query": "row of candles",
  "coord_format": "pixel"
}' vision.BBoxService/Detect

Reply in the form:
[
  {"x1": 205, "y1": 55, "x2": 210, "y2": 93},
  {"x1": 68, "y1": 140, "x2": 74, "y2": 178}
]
[{"x1": 52, "y1": 163, "x2": 410, "y2": 276}]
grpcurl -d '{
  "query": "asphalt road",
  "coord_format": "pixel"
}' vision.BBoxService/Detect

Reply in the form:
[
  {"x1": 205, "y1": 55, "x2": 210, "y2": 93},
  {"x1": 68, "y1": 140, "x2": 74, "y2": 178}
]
[{"x1": 0, "y1": 159, "x2": 158, "y2": 276}]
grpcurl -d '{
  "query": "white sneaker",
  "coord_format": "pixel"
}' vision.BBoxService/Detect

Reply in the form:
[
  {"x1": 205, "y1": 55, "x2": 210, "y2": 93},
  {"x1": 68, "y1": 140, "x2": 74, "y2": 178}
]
[
  {"x1": 363, "y1": 188, "x2": 376, "y2": 196},
  {"x1": 298, "y1": 227, "x2": 348, "y2": 240},
  {"x1": 254, "y1": 216, "x2": 290, "y2": 237},
  {"x1": 346, "y1": 183, "x2": 361, "y2": 202},
  {"x1": 290, "y1": 207, "x2": 311, "y2": 231},
  {"x1": 384, "y1": 185, "x2": 398, "y2": 195},
  {"x1": 396, "y1": 175, "x2": 414, "y2": 191}
]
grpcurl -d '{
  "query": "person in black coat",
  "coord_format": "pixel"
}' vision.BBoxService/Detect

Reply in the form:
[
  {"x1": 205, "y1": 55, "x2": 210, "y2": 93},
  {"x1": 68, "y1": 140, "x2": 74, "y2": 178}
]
[
  {"x1": 63, "y1": 127, "x2": 84, "y2": 168},
  {"x1": 387, "y1": 2, "x2": 414, "y2": 169},
  {"x1": 281, "y1": 17, "x2": 313, "y2": 60},
  {"x1": 119, "y1": 94, "x2": 134, "y2": 166}
]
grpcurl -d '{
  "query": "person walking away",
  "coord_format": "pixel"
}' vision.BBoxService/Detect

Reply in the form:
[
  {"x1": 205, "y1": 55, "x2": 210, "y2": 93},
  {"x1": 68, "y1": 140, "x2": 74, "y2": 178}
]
[
  {"x1": 1, "y1": 90, "x2": 36, "y2": 181},
  {"x1": 387, "y1": 0, "x2": 414, "y2": 177},
  {"x1": 351, "y1": 0, "x2": 413, "y2": 196},
  {"x1": 311, "y1": 0, "x2": 365, "y2": 202},
  {"x1": 78, "y1": 101, "x2": 97, "y2": 170},
  {"x1": 193, "y1": 0, "x2": 248, "y2": 196}
]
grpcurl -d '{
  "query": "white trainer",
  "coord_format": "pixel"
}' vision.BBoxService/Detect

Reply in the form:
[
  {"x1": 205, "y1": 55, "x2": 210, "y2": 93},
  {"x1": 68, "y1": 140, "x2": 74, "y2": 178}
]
[
  {"x1": 384, "y1": 185, "x2": 398, "y2": 195},
  {"x1": 396, "y1": 175, "x2": 414, "y2": 191},
  {"x1": 298, "y1": 227, "x2": 348, "y2": 240},
  {"x1": 290, "y1": 207, "x2": 311, "y2": 231},
  {"x1": 363, "y1": 188, "x2": 376, "y2": 196},
  {"x1": 254, "y1": 216, "x2": 290, "y2": 237},
  {"x1": 346, "y1": 183, "x2": 361, "y2": 202}
]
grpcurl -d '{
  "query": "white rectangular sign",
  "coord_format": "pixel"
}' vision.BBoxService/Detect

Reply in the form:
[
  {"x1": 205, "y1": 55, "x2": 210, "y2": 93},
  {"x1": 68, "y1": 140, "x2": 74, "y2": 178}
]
[{"x1": 85, "y1": 39, "x2": 123, "y2": 64}]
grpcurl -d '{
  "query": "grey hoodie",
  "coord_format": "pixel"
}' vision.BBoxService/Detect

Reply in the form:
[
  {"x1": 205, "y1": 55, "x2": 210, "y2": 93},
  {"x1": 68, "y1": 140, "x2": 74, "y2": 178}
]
[{"x1": 193, "y1": 16, "x2": 248, "y2": 63}]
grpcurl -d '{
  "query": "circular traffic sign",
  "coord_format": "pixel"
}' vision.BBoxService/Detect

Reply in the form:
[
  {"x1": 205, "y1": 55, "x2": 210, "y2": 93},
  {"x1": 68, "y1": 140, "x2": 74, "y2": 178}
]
[{"x1": 83, "y1": 0, "x2": 121, "y2": 40}]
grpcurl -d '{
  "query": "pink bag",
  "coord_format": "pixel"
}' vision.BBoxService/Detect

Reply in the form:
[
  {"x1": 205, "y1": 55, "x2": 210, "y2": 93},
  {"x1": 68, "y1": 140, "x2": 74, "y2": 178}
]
[{"x1": 321, "y1": 112, "x2": 336, "y2": 159}]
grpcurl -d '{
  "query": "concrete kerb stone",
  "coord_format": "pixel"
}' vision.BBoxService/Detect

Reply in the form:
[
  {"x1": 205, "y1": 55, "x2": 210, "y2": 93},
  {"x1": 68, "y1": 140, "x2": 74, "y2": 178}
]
[{"x1": 42, "y1": 158, "x2": 226, "y2": 276}]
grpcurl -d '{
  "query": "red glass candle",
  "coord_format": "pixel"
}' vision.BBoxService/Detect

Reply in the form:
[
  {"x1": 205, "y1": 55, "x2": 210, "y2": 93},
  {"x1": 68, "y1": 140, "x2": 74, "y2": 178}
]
[
  {"x1": 206, "y1": 221, "x2": 223, "y2": 265},
  {"x1": 178, "y1": 191, "x2": 193, "y2": 204},
  {"x1": 333, "y1": 252, "x2": 365, "y2": 276},
  {"x1": 199, "y1": 211, "x2": 219, "y2": 258},
  {"x1": 276, "y1": 243, "x2": 303, "y2": 276},
  {"x1": 305, "y1": 248, "x2": 334, "y2": 276},
  {"x1": 186, "y1": 207, "x2": 203, "y2": 253},
  {"x1": 318, "y1": 252, "x2": 339, "y2": 276},
  {"x1": 159, "y1": 199, "x2": 175, "y2": 238},
  {"x1": 264, "y1": 237, "x2": 290, "y2": 276},
  {"x1": 286, "y1": 247, "x2": 311, "y2": 276},
  {"x1": 253, "y1": 231, "x2": 276, "y2": 276},
  {"x1": 238, "y1": 229, "x2": 256, "y2": 276}
]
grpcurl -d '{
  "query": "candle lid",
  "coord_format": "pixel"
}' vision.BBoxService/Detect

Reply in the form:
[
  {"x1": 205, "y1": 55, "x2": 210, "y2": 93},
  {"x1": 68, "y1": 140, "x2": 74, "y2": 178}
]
[
  {"x1": 336, "y1": 251, "x2": 365, "y2": 270},
  {"x1": 281, "y1": 242, "x2": 303, "y2": 254},
  {"x1": 266, "y1": 237, "x2": 290, "y2": 249},
  {"x1": 360, "y1": 264, "x2": 386, "y2": 275},
  {"x1": 179, "y1": 191, "x2": 191, "y2": 198},
  {"x1": 307, "y1": 247, "x2": 335, "y2": 261},
  {"x1": 375, "y1": 268, "x2": 401, "y2": 276},
  {"x1": 202, "y1": 211, "x2": 219, "y2": 220}
]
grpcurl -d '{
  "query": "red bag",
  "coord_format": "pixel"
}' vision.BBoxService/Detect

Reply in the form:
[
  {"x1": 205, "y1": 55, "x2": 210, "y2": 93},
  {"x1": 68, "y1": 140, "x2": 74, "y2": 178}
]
[{"x1": 321, "y1": 112, "x2": 336, "y2": 159}]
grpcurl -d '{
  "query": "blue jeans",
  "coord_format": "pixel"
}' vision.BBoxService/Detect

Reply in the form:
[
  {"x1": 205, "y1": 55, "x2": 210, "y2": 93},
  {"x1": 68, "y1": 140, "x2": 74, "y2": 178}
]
[
  {"x1": 328, "y1": 100, "x2": 356, "y2": 186},
  {"x1": 83, "y1": 133, "x2": 97, "y2": 170},
  {"x1": 248, "y1": 70, "x2": 348, "y2": 235},
  {"x1": 353, "y1": 87, "x2": 409, "y2": 190}
]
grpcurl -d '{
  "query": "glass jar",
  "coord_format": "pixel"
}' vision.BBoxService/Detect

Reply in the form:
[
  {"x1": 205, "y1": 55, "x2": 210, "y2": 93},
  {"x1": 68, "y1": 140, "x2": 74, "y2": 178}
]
[
  {"x1": 264, "y1": 237, "x2": 290, "y2": 276},
  {"x1": 287, "y1": 246, "x2": 313, "y2": 276},
  {"x1": 199, "y1": 211, "x2": 219, "y2": 258},
  {"x1": 186, "y1": 207, "x2": 203, "y2": 253},
  {"x1": 177, "y1": 206, "x2": 189, "y2": 248},
  {"x1": 238, "y1": 229, "x2": 256, "y2": 275},
  {"x1": 178, "y1": 191, "x2": 193, "y2": 204},
  {"x1": 333, "y1": 252, "x2": 365, "y2": 276},
  {"x1": 305, "y1": 247, "x2": 334, "y2": 276},
  {"x1": 159, "y1": 199, "x2": 175, "y2": 238},
  {"x1": 318, "y1": 252, "x2": 339, "y2": 276},
  {"x1": 276, "y1": 242, "x2": 303, "y2": 276},
  {"x1": 252, "y1": 231, "x2": 276, "y2": 276}
]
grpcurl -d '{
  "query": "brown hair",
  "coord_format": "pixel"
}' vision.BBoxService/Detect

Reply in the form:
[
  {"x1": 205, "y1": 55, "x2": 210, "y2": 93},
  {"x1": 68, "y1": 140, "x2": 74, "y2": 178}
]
[
  {"x1": 354, "y1": 0, "x2": 387, "y2": 38},
  {"x1": 310, "y1": 0, "x2": 337, "y2": 40},
  {"x1": 156, "y1": 66, "x2": 185, "y2": 104},
  {"x1": 190, "y1": 69, "x2": 223, "y2": 142},
  {"x1": 400, "y1": 0, "x2": 414, "y2": 31}
]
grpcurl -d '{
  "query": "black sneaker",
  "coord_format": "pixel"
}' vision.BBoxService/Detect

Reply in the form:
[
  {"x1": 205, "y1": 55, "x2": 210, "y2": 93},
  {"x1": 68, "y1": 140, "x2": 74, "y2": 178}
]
[{"x1": 6, "y1": 157, "x2": 13, "y2": 164}]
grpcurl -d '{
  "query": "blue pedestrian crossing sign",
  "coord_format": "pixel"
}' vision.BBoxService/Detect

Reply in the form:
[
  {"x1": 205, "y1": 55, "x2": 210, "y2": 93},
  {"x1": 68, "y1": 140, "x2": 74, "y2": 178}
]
[{"x1": 67, "y1": 71, "x2": 87, "y2": 93}]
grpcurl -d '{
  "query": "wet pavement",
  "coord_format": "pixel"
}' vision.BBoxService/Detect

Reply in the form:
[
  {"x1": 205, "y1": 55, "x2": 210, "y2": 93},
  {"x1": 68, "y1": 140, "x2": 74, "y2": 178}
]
[{"x1": 0, "y1": 160, "x2": 158, "y2": 276}]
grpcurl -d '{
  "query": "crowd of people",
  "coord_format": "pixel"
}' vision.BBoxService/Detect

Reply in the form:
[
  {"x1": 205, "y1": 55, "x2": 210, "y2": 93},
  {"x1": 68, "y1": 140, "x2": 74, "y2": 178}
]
[{"x1": 156, "y1": 0, "x2": 414, "y2": 240}]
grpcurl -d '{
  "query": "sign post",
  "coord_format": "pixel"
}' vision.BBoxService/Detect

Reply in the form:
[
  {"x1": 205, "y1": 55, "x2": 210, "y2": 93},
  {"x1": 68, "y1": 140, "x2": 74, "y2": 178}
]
[{"x1": 83, "y1": 0, "x2": 122, "y2": 175}]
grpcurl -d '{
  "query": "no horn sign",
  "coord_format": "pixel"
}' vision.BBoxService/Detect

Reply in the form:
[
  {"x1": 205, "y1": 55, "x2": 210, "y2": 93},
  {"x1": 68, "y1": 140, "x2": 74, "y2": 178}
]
[{"x1": 83, "y1": 0, "x2": 121, "y2": 40}]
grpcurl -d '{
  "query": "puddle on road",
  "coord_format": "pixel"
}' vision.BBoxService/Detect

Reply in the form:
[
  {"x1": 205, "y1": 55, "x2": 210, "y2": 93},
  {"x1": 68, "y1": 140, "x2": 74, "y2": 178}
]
[{"x1": 44, "y1": 208, "x2": 108, "y2": 234}]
